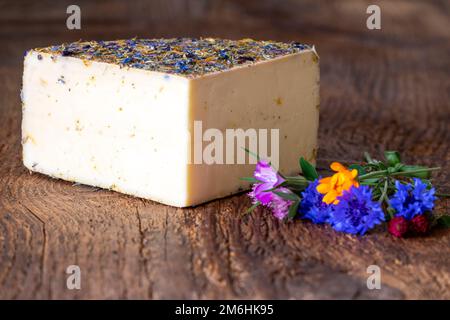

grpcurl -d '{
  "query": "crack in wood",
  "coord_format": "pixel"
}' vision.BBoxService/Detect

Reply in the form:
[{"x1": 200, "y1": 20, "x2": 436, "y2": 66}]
[
  {"x1": 22, "y1": 204, "x2": 48, "y2": 296},
  {"x1": 134, "y1": 205, "x2": 153, "y2": 299}
]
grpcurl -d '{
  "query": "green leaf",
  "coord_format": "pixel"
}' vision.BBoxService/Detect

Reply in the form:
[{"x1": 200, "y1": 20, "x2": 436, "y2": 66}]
[
  {"x1": 399, "y1": 165, "x2": 435, "y2": 179},
  {"x1": 284, "y1": 185, "x2": 308, "y2": 192},
  {"x1": 240, "y1": 177, "x2": 260, "y2": 183},
  {"x1": 360, "y1": 178, "x2": 380, "y2": 184},
  {"x1": 299, "y1": 157, "x2": 319, "y2": 181},
  {"x1": 384, "y1": 151, "x2": 401, "y2": 166},
  {"x1": 243, "y1": 202, "x2": 260, "y2": 215},
  {"x1": 261, "y1": 182, "x2": 288, "y2": 192},
  {"x1": 387, "y1": 166, "x2": 396, "y2": 174},
  {"x1": 288, "y1": 200, "x2": 300, "y2": 219},
  {"x1": 243, "y1": 147, "x2": 260, "y2": 161},
  {"x1": 437, "y1": 216, "x2": 450, "y2": 228},
  {"x1": 273, "y1": 191, "x2": 300, "y2": 201}
]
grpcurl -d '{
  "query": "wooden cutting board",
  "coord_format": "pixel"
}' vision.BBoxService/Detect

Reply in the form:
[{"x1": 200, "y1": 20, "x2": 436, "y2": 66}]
[{"x1": 0, "y1": 0, "x2": 449, "y2": 299}]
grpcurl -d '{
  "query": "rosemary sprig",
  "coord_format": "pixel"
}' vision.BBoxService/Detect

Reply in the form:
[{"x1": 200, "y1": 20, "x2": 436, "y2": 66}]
[
  {"x1": 359, "y1": 167, "x2": 441, "y2": 180},
  {"x1": 355, "y1": 151, "x2": 446, "y2": 209}
]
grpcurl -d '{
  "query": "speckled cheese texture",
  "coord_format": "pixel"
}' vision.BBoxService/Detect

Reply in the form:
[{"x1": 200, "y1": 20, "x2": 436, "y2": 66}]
[{"x1": 21, "y1": 38, "x2": 319, "y2": 207}]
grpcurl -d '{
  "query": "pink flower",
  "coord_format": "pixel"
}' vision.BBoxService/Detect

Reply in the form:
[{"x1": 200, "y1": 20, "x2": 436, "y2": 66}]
[
  {"x1": 270, "y1": 187, "x2": 293, "y2": 220},
  {"x1": 248, "y1": 161, "x2": 293, "y2": 219},
  {"x1": 248, "y1": 160, "x2": 285, "y2": 205}
]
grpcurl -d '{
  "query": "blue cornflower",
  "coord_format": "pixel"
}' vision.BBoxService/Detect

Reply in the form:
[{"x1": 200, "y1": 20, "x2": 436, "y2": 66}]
[
  {"x1": 175, "y1": 60, "x2": 190, "y2": 73},
  {"x1": 328, "y1": 186, "x2": 385, "y2": 235},
  {"x1": 218, "y1": 49, "x2": 229, "y2": 60},
  {"x1": 125, "y1": 39, "x2": 137, "y2": 48},
  {"x1": 121, "y1": 57, "x2": 132, "y2": 64},
  {"x1": 390, "y1": 178, "x2": 436, "y2": 220},
  {"x1": 299, "y1": 180, "x2": 333, "y2": 224}
]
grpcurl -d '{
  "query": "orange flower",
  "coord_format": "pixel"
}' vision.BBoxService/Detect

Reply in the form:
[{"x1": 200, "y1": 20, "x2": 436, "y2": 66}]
[{"x1": 316, "y1": 162, "x2": 359, "y2": 204}]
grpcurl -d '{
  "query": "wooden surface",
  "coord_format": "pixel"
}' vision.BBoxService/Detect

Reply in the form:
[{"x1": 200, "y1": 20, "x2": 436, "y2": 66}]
[{"x1": 0, "y1": 0, "x2": 449, "y2": 299}]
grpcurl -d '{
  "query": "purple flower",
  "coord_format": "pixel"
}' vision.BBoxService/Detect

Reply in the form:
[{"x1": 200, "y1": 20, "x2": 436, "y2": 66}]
[
  {"x1": 299, "y1": 179, "x2": 333, "y2": 224},
  {"x1": 390, "y1": 178, "x2": 436, "y2": 220},
  {"x1": 270, "y1": 187, "x2": 293, "y2": 220},
  {"x1": 248, "y1": 160, "x2": 285, "y2": 205},
  {"x1": 328, "y1": 186, "x2": 385, "y2": 235},
  {"x1": 247, "y1": 161, "x2": 294, "y2": 220}
]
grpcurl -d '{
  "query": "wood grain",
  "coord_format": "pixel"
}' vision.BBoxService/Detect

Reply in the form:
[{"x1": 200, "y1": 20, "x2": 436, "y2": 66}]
[{"x1": 0, "y1": 0, "x2": 449, "y2": 299}]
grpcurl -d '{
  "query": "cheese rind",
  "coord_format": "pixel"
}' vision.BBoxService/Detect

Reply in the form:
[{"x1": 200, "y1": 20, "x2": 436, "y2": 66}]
[{"x1": 22, "y1": 39, "x2": 319, "y2": 207}]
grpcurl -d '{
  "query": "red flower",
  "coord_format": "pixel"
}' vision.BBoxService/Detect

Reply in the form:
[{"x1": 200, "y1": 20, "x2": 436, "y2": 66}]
[
  {"x1": 388, "y1": 216, "x2": 408, "y2": 238},
  {"x1": 410, "y1": 215, "x2": 429, "y2": 234}
]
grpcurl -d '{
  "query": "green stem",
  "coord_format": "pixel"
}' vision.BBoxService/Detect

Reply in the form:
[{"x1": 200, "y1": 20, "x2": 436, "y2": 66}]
[
  {"x1": 359, "y1": 167, "x2": 441, "y2": 180},
  {"x1": 285, "y1": 176, "x2": 307, "y2": 180},
  {"x1": 243, "y1": 201, "x2": 260, "y2": 215},
  {"x1": 436, "y1": 193, "x2": 450, "y2": 198},
  {"x1": 379, "y1": 179, "x2": 388, "y2": 204},
  {"x1": 285, "y1": 176, "x2": 309, "y2": 185},
  {"x1": 386, "y1": 207, "x2": 395, "y2": 219},
  {"x1": 364, "y1": 151, "x2": 373, "y2": 164},
  {"x1": 358, "y1": 170, "x2": 388, "y2": 180},
  {"x1": 391, "y1": 167, "x2": 441, "y2": 176}
]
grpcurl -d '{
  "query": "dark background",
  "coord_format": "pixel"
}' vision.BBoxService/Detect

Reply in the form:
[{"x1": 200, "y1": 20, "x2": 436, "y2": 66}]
[{"x1": 0, "y1": 0, "x2": 449, "y2": 299}]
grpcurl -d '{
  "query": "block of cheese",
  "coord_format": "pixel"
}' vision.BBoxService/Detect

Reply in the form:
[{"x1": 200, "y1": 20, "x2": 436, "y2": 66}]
[{"x1": 22, "y1": 38, "x2": 319, "y2": 207}]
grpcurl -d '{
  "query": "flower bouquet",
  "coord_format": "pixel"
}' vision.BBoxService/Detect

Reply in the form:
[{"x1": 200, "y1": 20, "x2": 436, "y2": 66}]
[{"x1": 242, "y1": 151, "x2": 449, "y2": 237}]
